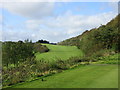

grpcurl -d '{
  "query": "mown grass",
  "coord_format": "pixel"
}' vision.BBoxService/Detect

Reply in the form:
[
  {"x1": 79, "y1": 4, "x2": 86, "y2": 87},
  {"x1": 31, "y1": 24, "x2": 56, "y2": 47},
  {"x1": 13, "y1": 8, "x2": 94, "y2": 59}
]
[
  {"x1": 35, "y1": 44, "x2": 84, "y2": 62},
  {"x1": 11, "y1": 65, "x2": 118, "y2": 88}
]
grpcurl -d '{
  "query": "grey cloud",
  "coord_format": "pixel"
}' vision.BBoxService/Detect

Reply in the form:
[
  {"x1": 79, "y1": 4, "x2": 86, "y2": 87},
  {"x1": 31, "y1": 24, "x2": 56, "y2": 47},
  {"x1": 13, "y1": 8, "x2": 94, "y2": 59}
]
[{"x1": 3, "y1": 2, "x2": 55, "y2": 19}]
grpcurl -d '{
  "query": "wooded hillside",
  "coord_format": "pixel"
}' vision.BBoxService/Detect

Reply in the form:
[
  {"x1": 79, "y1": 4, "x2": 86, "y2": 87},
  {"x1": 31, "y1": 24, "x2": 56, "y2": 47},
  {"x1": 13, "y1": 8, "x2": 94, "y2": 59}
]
[{"x1": 58, "y1": 15, "x2": 120, "y2": 56}]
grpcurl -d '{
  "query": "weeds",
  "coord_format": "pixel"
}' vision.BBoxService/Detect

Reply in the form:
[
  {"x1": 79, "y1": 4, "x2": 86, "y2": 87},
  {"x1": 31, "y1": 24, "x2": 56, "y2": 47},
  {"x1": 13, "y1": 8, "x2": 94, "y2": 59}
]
[{"x1": 2, "y1": 56, "x2": 91, "y2": 87}]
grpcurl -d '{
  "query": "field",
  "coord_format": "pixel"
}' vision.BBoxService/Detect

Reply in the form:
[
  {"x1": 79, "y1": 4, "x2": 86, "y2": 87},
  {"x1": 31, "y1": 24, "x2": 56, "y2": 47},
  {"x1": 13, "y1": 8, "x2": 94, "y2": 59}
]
[
  {"x1": 11, "y1": 65, "x2": 118, "y2": 88},
  {"x1": 36, "y1": 44, "x2": 84, "y2": 62}
]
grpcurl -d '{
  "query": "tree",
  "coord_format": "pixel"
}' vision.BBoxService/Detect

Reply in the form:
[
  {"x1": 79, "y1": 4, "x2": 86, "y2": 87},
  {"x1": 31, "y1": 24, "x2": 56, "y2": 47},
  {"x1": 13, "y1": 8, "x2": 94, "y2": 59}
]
[{"x1": 2, "y1": 40, "x2": 34, "y2": 67}]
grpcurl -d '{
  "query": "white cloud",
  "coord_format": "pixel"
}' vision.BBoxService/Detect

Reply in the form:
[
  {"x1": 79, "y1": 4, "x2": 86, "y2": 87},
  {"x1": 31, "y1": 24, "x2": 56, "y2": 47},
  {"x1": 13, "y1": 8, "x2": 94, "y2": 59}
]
[
  {"x1": 1, "y1": 0, "x2": 119, "y2": 2},
  {"x1": 0, "y1": 15, "x2": 2, "y2": 41},
  {"x1": 3, "y1": 11, "x2": 117, "y2": 42},
  {"x1": 108, "y1": 2, "x2": 118, "y2": 13},
  {"x1": 2, "y1": 0, "x2": 56, "y2": 2},
  {"x1": 34, "y1": 11, "x2": 116, "y2": 34},
  {"x1": 26, "y1": 20, "x2": 41, "y2": 30},
  {"x1": 0, "y1": 15, "x2": 2, "y2": 24},
  {"x1": 3, "y1": 2, "x2": 55, "y2": 19}
]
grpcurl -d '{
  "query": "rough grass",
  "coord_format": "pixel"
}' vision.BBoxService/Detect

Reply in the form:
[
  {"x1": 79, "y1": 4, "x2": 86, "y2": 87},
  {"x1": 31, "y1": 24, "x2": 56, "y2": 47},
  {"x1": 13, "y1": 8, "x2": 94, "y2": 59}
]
[
  {"x1": 11, "y1": 65, "x2": 118, "y2": 88},
  {"x1": 96, "y1": 53, "x2": 119, "y2": 64},
  {"x1": 35, "y1": 44, "x2": 84, "y2": 62}
]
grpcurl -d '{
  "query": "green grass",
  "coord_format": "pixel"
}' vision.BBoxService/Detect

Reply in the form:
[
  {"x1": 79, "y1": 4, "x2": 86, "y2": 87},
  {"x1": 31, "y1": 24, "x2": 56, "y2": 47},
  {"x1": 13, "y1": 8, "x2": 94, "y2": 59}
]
[
  {"x1": 11, "y1": 65, "x2": 118, "y2": 88},
  {"x1": 36, "y1": 44, "x2": 84, "y2": 62},
  {"x1": 96, "y1": 53, "x2": 119, "y2": 64}
]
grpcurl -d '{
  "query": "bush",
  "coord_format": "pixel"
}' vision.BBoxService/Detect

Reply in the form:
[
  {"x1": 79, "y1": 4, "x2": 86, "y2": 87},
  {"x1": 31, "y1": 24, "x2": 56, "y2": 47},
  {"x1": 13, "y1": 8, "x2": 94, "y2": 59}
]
[{"x1": 34, "y1": 43, "x2": 49, "y2": 53}]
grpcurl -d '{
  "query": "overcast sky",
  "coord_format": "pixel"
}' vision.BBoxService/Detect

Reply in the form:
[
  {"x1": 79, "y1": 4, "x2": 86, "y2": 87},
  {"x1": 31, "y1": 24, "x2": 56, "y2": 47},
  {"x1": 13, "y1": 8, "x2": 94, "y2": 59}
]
[{"x1": 0, "y1": 0, "x2": 118, "y2": 43}]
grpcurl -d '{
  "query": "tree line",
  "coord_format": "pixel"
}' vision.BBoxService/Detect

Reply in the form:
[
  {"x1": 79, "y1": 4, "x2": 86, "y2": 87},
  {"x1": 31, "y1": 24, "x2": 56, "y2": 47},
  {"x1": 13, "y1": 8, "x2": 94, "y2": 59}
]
[
  {"x1": 2, "y1": 39, "x2": 49, "y2": 68},
  {"x1": 36, "y1": 39, "x2": 56, "y2": 45}
]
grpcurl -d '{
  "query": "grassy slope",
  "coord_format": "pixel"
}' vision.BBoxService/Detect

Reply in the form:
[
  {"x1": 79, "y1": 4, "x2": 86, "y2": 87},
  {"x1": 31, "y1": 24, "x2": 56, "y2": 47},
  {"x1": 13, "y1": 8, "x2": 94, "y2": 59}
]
[
  {"x1": 11, "y1": 65, "x2": 118, "y2": 88},
  {"x1": 36, "y1": 44, "x2": 84, "y2": 62}
]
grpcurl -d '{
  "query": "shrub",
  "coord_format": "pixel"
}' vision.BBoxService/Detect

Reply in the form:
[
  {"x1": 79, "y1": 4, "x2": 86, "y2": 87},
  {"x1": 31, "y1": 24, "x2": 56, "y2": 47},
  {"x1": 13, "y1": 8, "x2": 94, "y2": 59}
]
[{"x1": 34, "y1": 43, "x2": 49, "y2": 53}]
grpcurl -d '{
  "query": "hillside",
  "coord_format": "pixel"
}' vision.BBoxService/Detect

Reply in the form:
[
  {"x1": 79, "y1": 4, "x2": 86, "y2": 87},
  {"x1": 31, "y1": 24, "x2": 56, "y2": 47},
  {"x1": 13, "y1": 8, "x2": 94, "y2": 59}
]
[{"x1": 58, "y1": 15, "x2": 120, "y2": 56}]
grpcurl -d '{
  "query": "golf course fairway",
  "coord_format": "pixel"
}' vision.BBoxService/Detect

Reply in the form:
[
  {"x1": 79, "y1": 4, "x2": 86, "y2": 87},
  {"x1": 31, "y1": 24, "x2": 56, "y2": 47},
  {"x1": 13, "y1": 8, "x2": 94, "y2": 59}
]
[{"x1": 36, "y1": 44, "x2": 84, "y2": 62}]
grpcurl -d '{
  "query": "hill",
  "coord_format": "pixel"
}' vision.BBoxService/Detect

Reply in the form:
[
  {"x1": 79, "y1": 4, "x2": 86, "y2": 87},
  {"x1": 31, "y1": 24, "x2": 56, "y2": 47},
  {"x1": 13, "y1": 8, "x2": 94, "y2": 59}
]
[{"x1": 58, "y1": 15, "x2": 120, "y2": 56}]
